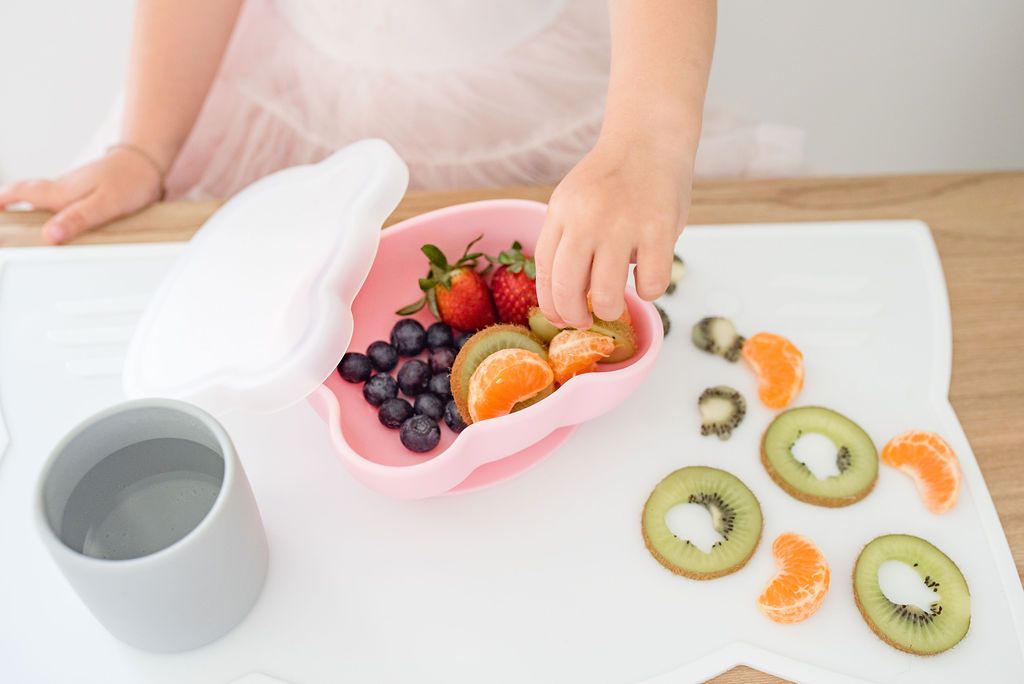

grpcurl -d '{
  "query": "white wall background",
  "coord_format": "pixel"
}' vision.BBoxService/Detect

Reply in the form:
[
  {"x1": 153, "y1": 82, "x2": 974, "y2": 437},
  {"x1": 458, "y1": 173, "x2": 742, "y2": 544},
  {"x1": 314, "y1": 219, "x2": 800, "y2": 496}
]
[{"x1": 1, "y1": 0, "x2": 1022, "y2": 185}]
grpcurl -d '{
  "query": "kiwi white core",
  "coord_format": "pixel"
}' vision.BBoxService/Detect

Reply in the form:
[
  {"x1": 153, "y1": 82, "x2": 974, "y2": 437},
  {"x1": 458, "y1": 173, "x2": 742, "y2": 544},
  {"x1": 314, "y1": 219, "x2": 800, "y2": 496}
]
[
  {"x1": 878, "y1": 560, "x2": 941, "y2": 611},
  {"x1": 790, "y1": 432, "x2": 843, "y2": 480},
  {"x1": 664, "y1": 503, "x2": 725, "y2": 554}
]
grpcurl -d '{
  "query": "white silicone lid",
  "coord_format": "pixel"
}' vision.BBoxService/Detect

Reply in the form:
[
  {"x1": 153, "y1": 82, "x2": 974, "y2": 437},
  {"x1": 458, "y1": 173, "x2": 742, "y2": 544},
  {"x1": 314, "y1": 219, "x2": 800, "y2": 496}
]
[{"x1": 123, "y1": 139, "x2": 409, "y2": 415}]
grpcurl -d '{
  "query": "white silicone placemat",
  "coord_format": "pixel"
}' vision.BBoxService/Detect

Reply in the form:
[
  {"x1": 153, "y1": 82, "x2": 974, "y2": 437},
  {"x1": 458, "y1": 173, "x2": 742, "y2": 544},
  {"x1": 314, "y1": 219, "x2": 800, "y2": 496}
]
[{"x1": 1, "y1": 222, "x2": 1021, "y2": 683}]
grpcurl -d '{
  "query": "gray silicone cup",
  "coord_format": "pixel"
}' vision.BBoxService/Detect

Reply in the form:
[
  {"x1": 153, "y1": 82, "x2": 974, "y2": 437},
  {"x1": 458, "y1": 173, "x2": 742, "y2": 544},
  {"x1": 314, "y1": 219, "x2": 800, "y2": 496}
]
[{"x1": 35, "y1": 399, "x2": 268, "y2": 653}]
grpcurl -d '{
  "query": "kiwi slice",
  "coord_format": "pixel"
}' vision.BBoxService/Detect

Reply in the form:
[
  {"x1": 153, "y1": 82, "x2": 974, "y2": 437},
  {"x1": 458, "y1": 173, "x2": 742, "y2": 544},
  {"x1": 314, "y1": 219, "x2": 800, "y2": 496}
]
[
  {"x1": 665, "y1": 254, "x2": 686, "y2": 295},
  {"x1": 527, "y1": 307, "x2": 637, "y2": 363},
  {"x1": 854, "y1": 534, "x2": 970, "y2": 655},
  {"x1": 589, "y1": 318, "x2": 637, "y2": 363},
  {"x1": 698, "y1": 386, "x2": 746, "y2": 440},
  {"x1": 642, "y1": 466, "x2": 762, "y2": 579},
  {"x1": 761, "y1": 406, "x2": 878, "y2": 507},
  {"x1": 691, "y1": 316, "x2": 745, "y2": 362},
  {"x1": 527, "y1": 307, "x2": 562, "y2": 343},
  {"x1": 655, "y1": 303, "x2": 670, "y2": 336},
  {"x1": 450, "y1": 324, "x2": 548, "y2": 423}
]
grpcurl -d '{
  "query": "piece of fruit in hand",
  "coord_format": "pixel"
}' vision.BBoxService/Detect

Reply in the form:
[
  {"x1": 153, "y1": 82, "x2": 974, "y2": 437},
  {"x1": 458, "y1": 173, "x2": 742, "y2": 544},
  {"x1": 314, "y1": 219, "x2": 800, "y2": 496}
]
[
  {"x1": 528, "y1": 306, "x2": 637, "y2": 363},
  {"x1": 488, "y1": 241, "x2": 539, "y2": 326},
  {"x1": 397, "y1": 236, "x2": 497, "y2": 332}
]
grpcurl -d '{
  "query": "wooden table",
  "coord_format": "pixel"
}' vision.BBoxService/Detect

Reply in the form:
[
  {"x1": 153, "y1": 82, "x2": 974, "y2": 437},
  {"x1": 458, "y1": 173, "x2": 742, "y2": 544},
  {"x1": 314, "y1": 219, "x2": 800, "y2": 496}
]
[{"x1": 3, "y1": 173, "x2": 1022, "y2": 683}]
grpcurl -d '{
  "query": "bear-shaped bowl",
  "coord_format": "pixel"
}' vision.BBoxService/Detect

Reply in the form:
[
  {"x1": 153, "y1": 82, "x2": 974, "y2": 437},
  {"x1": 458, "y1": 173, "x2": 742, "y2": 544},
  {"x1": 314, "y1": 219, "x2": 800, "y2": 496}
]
[{"x1": 308, "y1": 199, "x2": 664, "y2": 499}]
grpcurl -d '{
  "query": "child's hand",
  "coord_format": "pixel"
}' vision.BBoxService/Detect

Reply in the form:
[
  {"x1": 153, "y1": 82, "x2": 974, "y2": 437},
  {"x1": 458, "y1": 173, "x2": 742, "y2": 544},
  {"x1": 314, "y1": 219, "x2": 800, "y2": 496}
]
[
  {"x1": 0, "y1": 146, "x2": 164, "y2": 245},
  {"x1": 535, "y1": 133, "x2": 692, "y2": 329}
]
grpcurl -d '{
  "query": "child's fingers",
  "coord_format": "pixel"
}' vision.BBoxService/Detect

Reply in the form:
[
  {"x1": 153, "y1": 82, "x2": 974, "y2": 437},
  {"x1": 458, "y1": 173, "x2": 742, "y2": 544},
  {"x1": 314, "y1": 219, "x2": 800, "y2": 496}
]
[
  {"x1": 634, "y1": 233, "x2": 675, "y2": 301},
  {"x1": 551, "y1": 234, "x2": 594, "y2": 329},
  {"x1": 0, "y1": 179, "x2": 74, "y2": 211},
  {"x1": 42, "y1": 191, "x2": 116, "y2": 244},
  {"x1": 589, "y1": 242, "x2": 632, "y2": 322},
  {"x1": 534, "y1": 214, "x2": 565, "y2": 327}
]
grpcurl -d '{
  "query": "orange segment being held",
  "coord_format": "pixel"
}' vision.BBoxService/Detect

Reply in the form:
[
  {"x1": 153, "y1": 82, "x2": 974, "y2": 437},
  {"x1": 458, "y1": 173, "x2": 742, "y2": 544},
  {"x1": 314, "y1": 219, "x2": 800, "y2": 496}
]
[
  {"x1": 547, "y1": 329, "x2": 615, "y2": 385},
  {"x1": 757, "y1": 533, "x2": 830, "y2": 624},
  {"x1": 741, "y1": 332, "x2": 804, "y2": 409},
  {"x1": 881, "y1": 431, "x2": 960, "y2": 514},
  {"x1": 467, "y1": 348, "x2": 554, "y2": 423}
]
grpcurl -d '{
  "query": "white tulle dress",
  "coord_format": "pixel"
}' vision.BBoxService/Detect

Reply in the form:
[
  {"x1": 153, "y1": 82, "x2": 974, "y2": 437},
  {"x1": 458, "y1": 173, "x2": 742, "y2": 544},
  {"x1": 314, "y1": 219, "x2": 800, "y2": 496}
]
[{"x1": 86, "y1": 0, "x2": 804, "y2": 200}]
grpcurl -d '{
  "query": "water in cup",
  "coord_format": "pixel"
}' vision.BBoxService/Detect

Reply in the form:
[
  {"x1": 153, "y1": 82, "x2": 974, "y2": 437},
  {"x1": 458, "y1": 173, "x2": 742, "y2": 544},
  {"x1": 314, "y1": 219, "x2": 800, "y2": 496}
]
[{"x1": 59, "y1": 437, "x2": 224, "y2": 560}]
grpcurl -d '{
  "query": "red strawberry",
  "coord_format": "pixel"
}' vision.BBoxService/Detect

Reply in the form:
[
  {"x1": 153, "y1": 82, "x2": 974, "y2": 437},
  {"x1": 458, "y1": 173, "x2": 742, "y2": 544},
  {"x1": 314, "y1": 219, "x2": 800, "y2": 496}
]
[
  {"x1": 488, "y1": 241, "x2": 539, "y2": 326},
  {"x1": 397, "y1": 236, "x2": 497, "y2": 331}
]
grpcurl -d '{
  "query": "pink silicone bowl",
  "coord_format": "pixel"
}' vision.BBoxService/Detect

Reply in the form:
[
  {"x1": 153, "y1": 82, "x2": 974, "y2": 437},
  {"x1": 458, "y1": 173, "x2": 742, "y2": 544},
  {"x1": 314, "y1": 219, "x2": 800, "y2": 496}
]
[{"x1": 307, "y1": 199, "x2": 663, "y2": 499}]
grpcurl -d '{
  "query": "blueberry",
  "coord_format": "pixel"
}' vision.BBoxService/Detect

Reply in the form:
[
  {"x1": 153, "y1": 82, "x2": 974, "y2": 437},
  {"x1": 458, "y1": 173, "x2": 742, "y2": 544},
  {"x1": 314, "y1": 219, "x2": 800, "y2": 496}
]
[
  {"x1": 414, "y1": 393, "x2": 445, "y2": 421},
  {"x1": 391, "y1": 319, "x2": 427, "y2": 356},
  {"x1": 397, "y1": 359, "x2": 431, "y2": 396},
  {"x1": 400, "y1": 414, "x2": 441, "y2": 453},
  {"x1": 428, "y1": 347, "x2": 456, "y2": 374},
  {"x1": 366, "y1": 340, "x2": 398, "y2": 372},
  {"x1": 362, "y1": 374, "x2": 398, "y2": 407},
  {"x1": 454, "y1": 331, "x2": 472, "y2": 351},
  {"x1": 338, "y1": 352, "x2": 373, "y2": 383},
  {"x1": 444, "y1": 400, "x2": 468, "y2": 433},
  {"x1": 378, "y1": 398, "x2": 414, "y2": 429},
  {"x1": 425, "y1": 322, "x2": 454, "y2": 350},
  {"x1": 428, "y1": 372, "x2": 452, "y2": 399}
]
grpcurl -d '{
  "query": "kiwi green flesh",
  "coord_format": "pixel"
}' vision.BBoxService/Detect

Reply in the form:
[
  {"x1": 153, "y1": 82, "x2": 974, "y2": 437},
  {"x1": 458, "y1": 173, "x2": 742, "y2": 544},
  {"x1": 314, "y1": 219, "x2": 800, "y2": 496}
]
[
  {"x1": 527, "y1": 308, "x2": 561, "y2": 343},
  {"x1": 450, "y1": 325, "x2": 548, "y2": 423},
  {"x1": 589, "y1": 318, "x2": 637, "y2": 363},
  {"x1": 762, "y1": 406, "x2": 878, "y2": 505},
  {"x1": 854, "y1": 534, "x2": 970, "y2": 655},
  {"x1": 527, "y1": 307, "x2": 638, "y2": 363},
  {"x1": 643, "y1": 466, "x2": 762, "y2": 579},
  {"x1": 513, "y1": 383, "x2": 553, "y2": 412}
]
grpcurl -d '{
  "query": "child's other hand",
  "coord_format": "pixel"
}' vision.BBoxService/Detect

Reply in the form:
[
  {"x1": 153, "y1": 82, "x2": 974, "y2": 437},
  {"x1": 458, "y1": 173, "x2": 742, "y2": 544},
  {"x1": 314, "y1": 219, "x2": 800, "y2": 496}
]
[
  {"x1": 0, "y1": 147, "x2": 164, "y2": 244},
  {"x1": 535, "y1": 133, "x2": 691, "y2": 329}
]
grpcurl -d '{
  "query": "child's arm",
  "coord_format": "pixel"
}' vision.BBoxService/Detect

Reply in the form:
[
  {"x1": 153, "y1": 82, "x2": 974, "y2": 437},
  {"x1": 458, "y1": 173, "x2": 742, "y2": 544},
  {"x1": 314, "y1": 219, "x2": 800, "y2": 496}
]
[
  {"x1": 0, "y1": 0, "x2": 243, "y2": 244},
  {"x1": 535, "y1": 0, "x2": 716, "y2": 328}
]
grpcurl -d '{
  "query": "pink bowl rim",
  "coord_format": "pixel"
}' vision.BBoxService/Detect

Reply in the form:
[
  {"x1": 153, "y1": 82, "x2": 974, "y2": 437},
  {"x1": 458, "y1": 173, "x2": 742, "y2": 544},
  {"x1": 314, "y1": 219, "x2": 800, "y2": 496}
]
[{"x1": 313, "y1": 198, "x2": 664, "y2": 489}]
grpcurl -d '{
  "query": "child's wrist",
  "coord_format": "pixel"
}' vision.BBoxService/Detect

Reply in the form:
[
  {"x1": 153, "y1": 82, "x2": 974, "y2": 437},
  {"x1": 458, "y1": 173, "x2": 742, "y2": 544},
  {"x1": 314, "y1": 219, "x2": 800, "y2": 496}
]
[
  {"x1": 119, "y1": 125, "x2": 181, "y2": 174},
  {"x1": 106, "y1": 143, "x2": 168, "y2": 200},
  {"x1": 601, "y1": 100, "x2": 701, "y2": 157},
  {"x1": 596, "y1": 115, "x2": 699, "y2": 170}
]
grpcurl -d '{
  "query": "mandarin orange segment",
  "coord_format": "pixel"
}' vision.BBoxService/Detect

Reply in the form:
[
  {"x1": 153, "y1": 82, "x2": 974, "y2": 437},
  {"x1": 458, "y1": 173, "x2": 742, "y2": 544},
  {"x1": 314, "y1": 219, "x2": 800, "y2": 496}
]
[
  {"x1": 757, "y1": 533, "x2": 830, "y2": 624},
  {"x1": 881, "y1": 431, "x2": 961, "y2": 514},
  {"x1": 467, "y1": 348, "x2": 554, "y2": 423},
  {"x1": 741, "y1": 332, "x2": 804, "y2": 409},
  {"x1": 547, "y1": 329, "x2": 615, "y2": 385}
]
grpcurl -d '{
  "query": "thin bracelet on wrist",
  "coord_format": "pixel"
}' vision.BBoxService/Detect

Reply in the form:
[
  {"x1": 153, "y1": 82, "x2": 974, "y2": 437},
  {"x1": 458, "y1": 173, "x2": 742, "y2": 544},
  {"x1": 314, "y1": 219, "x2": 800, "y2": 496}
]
[{"x1": 106, "y1": 143, "x2": 168, "y2": 200}]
